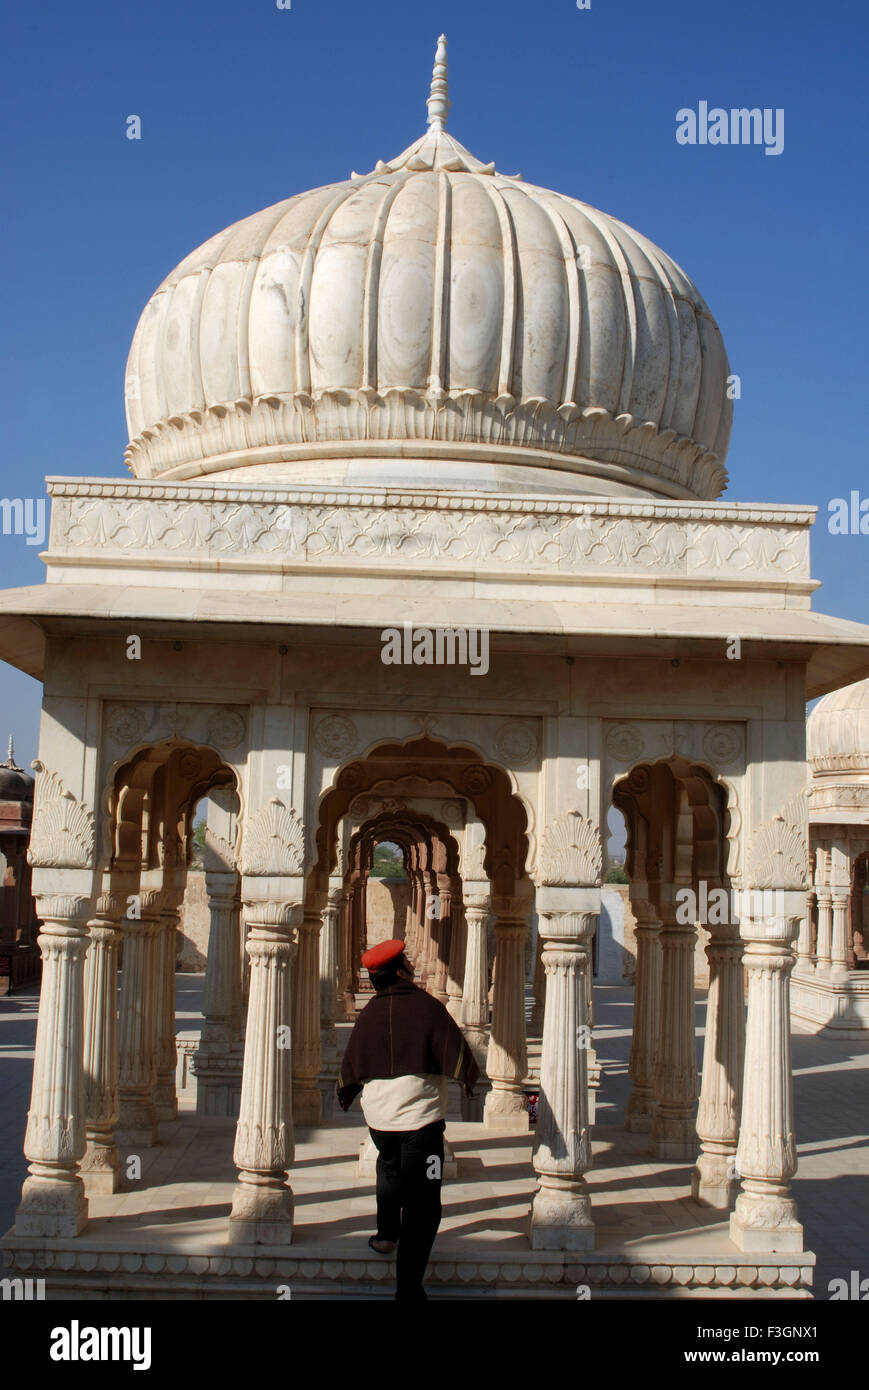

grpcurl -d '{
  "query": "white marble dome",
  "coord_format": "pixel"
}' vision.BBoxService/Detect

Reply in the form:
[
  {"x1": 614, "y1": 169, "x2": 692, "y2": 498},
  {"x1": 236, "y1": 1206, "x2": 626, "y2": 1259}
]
[
  {"x1": 124, "y1": 38, "x2": 732, "y2": 499},
  {"x1": 807, "y1": 678, "x2": 869, "y2": 773}
]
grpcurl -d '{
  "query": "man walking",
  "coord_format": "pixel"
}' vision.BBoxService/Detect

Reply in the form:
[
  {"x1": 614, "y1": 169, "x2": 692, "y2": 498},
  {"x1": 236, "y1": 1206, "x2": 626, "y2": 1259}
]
[{"x1": 337, "y1": 938, "x2": 479, "y2": 1301}]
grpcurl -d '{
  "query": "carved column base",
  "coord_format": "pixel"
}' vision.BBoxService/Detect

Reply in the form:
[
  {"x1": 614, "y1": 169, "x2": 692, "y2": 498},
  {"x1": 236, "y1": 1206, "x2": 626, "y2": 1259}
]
[
  {"x1": 483, "y1": 1083, "x2": 528, "y2": 1130},
  {"x1": 79, "y1": 1133, "x2": 122, "y2": 1195},
  {"x1": 115, "y1": 1097, "x2": 158, "y2": 1149},
  {"x1": 691, "y1": 1149, "x2": 739, "y2": 1209},
  {"x1": 649, "y1": 1108, "x2": 697, "y2": 1162},
  {"x1": 228, "y1": 1175, "x2": 294, "y2": 1246},
  {"x1": 625, "y1": 1088, "x2": 657, "y2": 1133},
  {"x1": 530, "y1": 1178, "x2": 594, "y2": 1251},
  {"x1": 16, "y1": 1164, "x2": 88, "y2": 1238},
  {"x1": 292, "y1": 1082, "x2": 322, "y2": 1127},
  {"x1": 730, "y1": 1181, "x2": 804, "y2": 1252}
]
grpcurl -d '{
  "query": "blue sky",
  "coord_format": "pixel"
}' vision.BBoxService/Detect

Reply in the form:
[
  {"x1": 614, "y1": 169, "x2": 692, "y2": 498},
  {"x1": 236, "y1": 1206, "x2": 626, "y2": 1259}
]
[{"x1": 1, "y1": 0, "x2": 867, "y2": 765}]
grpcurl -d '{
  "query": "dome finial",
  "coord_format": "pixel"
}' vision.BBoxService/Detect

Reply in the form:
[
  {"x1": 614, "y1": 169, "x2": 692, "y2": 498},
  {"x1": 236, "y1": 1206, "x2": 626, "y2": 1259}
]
[
  {"x1": 6, "y1": 735, "x2": 13, "y2": 766},
  {"x1": 426, "y1": 33, "x2": 450, "y2": 132}
]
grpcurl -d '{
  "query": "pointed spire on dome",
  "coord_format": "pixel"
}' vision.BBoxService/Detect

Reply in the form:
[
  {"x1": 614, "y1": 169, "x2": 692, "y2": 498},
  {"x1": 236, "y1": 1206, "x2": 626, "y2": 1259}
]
[
  {"x1": 6, "y1": 735, "x2": 14, "y2": 767},
  {"x1": 355, "y1": 33, "x2": 510, "y2": 179},
  {"x1": 426, "y1": 34, "x2": 451, "y2": 132}
]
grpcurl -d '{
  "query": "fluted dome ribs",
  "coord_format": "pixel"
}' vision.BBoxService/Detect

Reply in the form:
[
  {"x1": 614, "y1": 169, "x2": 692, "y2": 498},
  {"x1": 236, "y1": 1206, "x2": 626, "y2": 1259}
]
[{"x1": 124, "y1": 44, "x2": 731, "y2": 500}]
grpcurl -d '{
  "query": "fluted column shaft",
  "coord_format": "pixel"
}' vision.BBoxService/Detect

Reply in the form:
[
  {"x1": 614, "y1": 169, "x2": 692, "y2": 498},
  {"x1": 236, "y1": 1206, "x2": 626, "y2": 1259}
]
[
  {"x1": 625, "y1": 902, "x2": 662, "y2": 1133},
  {"x1": 229, "y1": 900, "x2": 300, "y2": 1244},
  {"x1": 730, "y1": 914, "x2": 803, "y2": 1252},
  {"x1": 293, "y1": 910, "x2": 322, "y2": 1125},
  {"x1": 692, "y1": 931, "x2": 744, "y2": 1207},
  {"x1": 796, "y1": 890, "x2": 815, "y2": 969},
  {"x1": 815, "y1": 888, "x2": 833, "y2": 970},
  {"x1": 153, "y1": 898, "x2": 182, "y2": 1121},
  {"x1": 16, "y1": 896, "x2": 91, "y2": 1236},
  {"x1": 530, "y1": 930, "x2": 546, "y2": 1034},
  {"x1": 429, "y1": 888, "x2": 452, "y2": 1004},
  {"x1": 117, "y1": 902, "x2": 159, "y2": 1146},
  {"x1": 80, "y1": 896, "x2": 123, "y2": 1194},
  {"x1": 446, "y1": 895, "x2": 466, "y2": 1021},
  {"x1": 461, "y1": 896, "x2": 490, "y2": 1065},
  {"x1": 649, "y1": 909, "x2": 697, "y2": 1161},
  {"x1": 201, "y1": 873, "x2": 242, "y2": 1049},
  {"x1": 530, "y1": 910, "x2": 595, "y2": 1249},
  {"x1": 484, "y1": 913, "x2": 528, "y2": 1129},
  {"x1": 319, "y1": 891, "x2": 341, "y2": 1052},
  {"x1": 831, "y1": 890, "x2": 852, "y2": 981}
]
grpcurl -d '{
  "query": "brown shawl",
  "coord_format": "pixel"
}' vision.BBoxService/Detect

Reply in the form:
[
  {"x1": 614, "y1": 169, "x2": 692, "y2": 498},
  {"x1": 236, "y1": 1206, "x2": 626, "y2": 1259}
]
[{"x1": 337, "y1": 981, "x2": 479, "y2": 1111}]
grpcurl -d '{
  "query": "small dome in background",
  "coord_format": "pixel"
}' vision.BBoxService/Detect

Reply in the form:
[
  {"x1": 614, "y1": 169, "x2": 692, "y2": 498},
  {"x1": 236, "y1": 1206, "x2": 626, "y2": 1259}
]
[
  {"x1": 807, "y1": 678, "x2": 869, "y2": 774},
  {"x1": 0, "y1": 737, "x2": 34, "y2": 802},
  {"x1": 124, "y1": 36, "x2": 732, "y2": 501}
]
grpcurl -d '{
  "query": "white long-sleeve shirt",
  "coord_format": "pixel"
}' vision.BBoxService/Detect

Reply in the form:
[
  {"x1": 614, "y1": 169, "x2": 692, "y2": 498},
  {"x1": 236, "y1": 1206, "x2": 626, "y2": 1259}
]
[{"x1": 360, "y1": 1073, "x2": 448, "y2": 1131}]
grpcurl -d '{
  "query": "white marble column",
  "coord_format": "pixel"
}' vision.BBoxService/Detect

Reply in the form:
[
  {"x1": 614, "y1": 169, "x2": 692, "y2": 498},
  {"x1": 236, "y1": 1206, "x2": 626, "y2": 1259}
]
[
  {"x1": 116, "y1": 906, "x2": 159, "y2": 1147},
  {"x1": 429, "y1": 884, "x2": 452, "y2": 1004},
  {"x1": 200, "y1": 872, "x2": 242, "y2": 1051},
  {"x1": 460, "y1": 893, "x2": 490, "y2": 1066},
  {"x1": 229, "y1": 898, "x2": 300, "y2": 1244},
  {"x1": 815, "y1": 887, "x2": 833, "y2": 970},
  {"x1": 319, "y1": 887, "x2": 342, "y2": 1080},
  {"x1": 446, "y1": 893, "x2": 466, "y2": 1022},
  {"x1": 292, "y1": 908, "x2": 322, "y2": 1126},
  {"x1": 153, "y1": 894, "x2": 182, "y2": 1122},
  {"x1": 625, "y1": 900, "x2": 661, "y2": 1132},
  {"x1": 649, "y1": 906, "x2": 698, "y2": 1161},
  {"x1": 15, "y1": 894, "x2": 91, "y2": 1236},
  {"x1": 529, "y1": 930, "x2": 545, "y2": 1034},
  {"x1": 796, "y1": 889, "x2": 815, "y2": 970},
  {"x1": 691, "y1": 927, "x2": 744, "y2": 1207},
  {"x1": 530, "y1": 908, "x2": 595, "y2": 1250},
  {"x1": 730, "y1": 912, "x2": 803, "y2": 1252},
  {"x1": 80, "y1": 895, "x2": 123, "y2": 1195},
  {"x1": 484, "y1": 904, "x2": 528, "y2": 1130},
  {"x1": 831, "y1": 888, "x2": 852, "y2": 982}
]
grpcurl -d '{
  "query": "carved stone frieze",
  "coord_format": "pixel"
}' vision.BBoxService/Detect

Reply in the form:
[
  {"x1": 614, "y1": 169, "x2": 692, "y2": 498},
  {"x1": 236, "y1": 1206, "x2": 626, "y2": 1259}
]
[
  {"x1": 49, "y1": 482, "x2": 813, "y2": 583},
  {"x1": 27, "y1": 763, "x2": 96, "y2": 869}
]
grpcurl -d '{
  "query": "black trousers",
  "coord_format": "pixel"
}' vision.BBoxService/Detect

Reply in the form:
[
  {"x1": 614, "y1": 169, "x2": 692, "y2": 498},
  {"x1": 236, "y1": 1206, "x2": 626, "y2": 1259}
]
[{"x1": 368, "y1": 1118, "x2": 445, "y2": 1300}]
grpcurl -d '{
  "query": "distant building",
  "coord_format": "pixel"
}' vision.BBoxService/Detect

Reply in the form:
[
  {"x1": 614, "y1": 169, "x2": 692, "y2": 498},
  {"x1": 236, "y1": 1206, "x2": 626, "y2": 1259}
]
[{"x1": 0, "y1": 739, "x2": 40, "y2": 994}]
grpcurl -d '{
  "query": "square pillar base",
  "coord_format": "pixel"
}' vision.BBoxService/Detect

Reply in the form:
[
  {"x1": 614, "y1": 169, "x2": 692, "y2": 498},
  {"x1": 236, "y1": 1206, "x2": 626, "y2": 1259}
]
[
  {"x1": 729, "y1": 1213, "x2": 804, "y2": 1253},
  {"x1": 529, "y1": 1189, "x2": 595, "y2": 1251},
  {"x1": 228, "y1": 1183, "x2": 294, "y2": 1246},
  {"x1": 15, "y1": 1175, "x2": 88, "y2": 1238}
]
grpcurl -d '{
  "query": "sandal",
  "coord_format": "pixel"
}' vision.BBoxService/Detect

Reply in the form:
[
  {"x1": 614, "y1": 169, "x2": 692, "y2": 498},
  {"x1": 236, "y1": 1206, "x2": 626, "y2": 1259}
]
[{"x1": 368, "y1": 1235, "x2": 396, "y2": 1255}]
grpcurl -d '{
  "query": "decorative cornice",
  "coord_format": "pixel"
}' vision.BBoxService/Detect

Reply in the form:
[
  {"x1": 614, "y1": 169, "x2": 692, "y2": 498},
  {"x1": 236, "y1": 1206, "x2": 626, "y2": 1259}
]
[{"x1": 46, "y1": 481, "x2": 814, "y2": 586}]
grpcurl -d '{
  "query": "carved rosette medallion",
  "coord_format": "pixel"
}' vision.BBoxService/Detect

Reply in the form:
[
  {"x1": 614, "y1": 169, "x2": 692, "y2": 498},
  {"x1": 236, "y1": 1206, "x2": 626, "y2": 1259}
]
[
  {"x1": 605, "y1": 724, "x2": 644, "y2": 763},
  {"x1": 105, "y1": 705, "x2": 148, "y2": 747},
  {"x1": 206, "y1": 710, "x2": 247, "y2": 750},
  {"x1": 314, "y1": 715, "x2": 358, "y2": 759},
  {"x1": 493, "y1": 721, "x2": 538, "y2": 768},
  {"x1": 463, "y1": 765, "x2": 492, "y2": 796},
  {"x1": 702, "y1": 724, "x2": 743, "y2": 768},
  {"x1": 440, "y1": 799, "x2": 463, "y2": 826}
]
